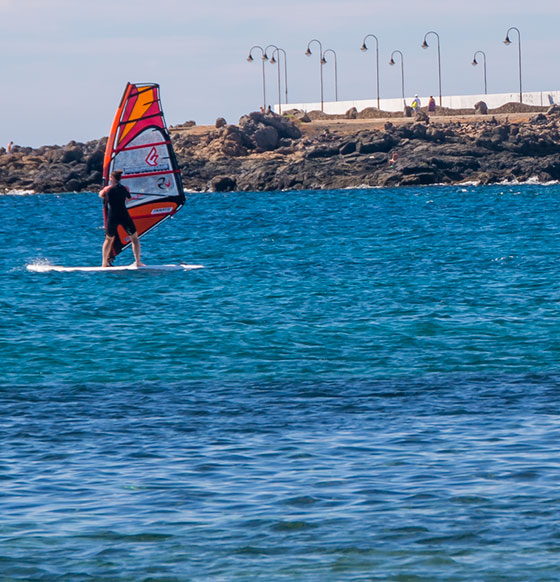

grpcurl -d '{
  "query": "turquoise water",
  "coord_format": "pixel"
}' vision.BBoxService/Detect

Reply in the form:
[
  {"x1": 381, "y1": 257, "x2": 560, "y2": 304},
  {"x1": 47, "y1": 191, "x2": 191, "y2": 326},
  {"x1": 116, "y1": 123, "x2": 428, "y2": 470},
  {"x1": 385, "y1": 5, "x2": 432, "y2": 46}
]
[{"x1": 2, "y1": 185, "x2": 560, "y2": 580}]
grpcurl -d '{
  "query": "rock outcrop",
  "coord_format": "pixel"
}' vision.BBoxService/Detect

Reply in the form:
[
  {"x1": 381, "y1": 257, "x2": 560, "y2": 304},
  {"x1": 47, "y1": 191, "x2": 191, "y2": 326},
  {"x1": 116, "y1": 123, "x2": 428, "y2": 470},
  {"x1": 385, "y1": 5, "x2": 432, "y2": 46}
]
[{"x1": 2, "y1": 105, "x2": 560, "y2": 193}]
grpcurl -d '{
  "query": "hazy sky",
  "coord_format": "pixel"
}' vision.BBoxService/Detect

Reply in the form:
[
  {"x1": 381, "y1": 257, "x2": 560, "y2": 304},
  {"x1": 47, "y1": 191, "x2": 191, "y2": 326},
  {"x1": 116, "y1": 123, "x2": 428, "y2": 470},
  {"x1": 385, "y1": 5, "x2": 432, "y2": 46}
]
[{"x1": 1, "y1": 0, "x2": 559, "y2": 146}]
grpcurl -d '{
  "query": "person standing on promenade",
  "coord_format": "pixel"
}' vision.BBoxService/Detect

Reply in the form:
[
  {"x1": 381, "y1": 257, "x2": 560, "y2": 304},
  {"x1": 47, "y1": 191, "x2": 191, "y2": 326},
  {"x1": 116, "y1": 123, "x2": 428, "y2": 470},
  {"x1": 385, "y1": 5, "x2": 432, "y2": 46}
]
[
  {"x1": 428, "y1": 96, "x2": 436, "y2": 114},
  {"x1": 411, "y1": 94, "x2": 421, "y2": 114},
  {"x1": 6, "y1": 141, "x2": 14, "y2": 154},
  {"x1": 99, "y1": 170, "x2": 144, "y2": 268}
]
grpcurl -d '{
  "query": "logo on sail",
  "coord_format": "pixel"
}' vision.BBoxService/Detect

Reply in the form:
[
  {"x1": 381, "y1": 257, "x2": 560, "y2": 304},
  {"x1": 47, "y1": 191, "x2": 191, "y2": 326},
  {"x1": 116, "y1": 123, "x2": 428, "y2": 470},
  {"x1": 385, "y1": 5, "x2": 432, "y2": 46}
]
[
  {"x1": 157, "y1": 177, "x2": 171, "y2": 190},
  {"x1": 151, "y1": 207, "x2": 173, "y2": 215},
  {"x1": 145, "y1": 147, "x2": 159, "y2": 167}
]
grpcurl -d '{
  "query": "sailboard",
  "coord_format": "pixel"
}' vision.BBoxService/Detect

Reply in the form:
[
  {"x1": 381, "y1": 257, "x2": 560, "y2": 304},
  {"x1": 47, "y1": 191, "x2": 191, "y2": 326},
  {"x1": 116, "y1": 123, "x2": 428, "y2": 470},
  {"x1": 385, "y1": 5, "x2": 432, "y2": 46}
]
[
  {"x1": 103, "y1": 82, "x2": 186, "y2": 263},
  {"x1": 27, "y1": 263, "x2": 203, "y2": 273}
]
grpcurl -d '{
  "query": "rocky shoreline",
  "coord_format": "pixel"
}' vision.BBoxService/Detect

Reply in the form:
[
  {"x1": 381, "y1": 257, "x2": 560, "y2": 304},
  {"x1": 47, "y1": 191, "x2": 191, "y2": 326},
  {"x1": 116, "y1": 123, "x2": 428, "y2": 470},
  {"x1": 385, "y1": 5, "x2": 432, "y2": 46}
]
[{"x1": 2, "y1": 103, "x2": 560, "y2": 194}]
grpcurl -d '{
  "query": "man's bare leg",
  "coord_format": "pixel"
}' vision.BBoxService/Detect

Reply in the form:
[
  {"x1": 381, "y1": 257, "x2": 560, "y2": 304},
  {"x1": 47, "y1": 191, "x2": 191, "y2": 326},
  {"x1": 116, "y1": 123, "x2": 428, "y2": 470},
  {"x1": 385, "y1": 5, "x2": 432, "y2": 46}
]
[
  {"x1": 130, "y1": 233, "x2": 145, "y2": 267},
  {"x1": 102, "y1": 235, "x2": 115, "y2": 267}
]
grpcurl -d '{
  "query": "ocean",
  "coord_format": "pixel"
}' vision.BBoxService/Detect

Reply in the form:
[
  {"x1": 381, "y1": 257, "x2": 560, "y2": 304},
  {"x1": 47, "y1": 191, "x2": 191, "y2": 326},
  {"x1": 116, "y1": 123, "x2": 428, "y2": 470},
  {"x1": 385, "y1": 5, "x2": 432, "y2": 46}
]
[{"x1": 2, "y1": 185, "x2": 560, "y2": 580}]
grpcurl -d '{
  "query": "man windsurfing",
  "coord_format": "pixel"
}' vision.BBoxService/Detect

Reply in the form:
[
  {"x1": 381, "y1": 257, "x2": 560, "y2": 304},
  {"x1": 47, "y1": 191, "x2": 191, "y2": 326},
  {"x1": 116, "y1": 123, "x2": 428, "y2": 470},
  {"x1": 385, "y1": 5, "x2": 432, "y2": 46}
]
[{"x1": 99, "y1": 170, "x2": 144, "y2": 267}]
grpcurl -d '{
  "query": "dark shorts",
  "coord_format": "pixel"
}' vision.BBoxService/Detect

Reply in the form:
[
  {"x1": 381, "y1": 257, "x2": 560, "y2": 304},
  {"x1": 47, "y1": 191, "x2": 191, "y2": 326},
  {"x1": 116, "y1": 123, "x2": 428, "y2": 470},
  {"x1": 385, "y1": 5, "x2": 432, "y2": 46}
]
[{"x1": 106, "y1": 212, "x2": 137, "y2": 238}]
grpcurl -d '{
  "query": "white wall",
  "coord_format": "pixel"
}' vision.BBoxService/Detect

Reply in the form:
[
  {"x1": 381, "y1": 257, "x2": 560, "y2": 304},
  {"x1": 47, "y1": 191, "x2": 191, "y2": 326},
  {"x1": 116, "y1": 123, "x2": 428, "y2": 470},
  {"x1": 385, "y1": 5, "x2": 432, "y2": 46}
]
[{"x1": 274, "y1": 90, "x2": 560, "y2": 115}]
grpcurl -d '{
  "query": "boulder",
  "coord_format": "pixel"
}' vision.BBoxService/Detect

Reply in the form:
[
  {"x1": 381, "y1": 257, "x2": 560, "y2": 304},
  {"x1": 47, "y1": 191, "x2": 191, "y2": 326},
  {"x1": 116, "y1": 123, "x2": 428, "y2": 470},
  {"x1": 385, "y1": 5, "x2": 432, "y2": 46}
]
[
  {"x1": 64, "y1": 178, "x2": 83, "y2": 192},
  {"x1": 305, "y1": 146, "x2": 340, "y2": 159},
  {"x1": 410, "y1": 123, "x2": 427, "y2": 139},
  {"x1": 285, "y1": 109, "x2": 311, "y2": 123},
  {"x1": 44, "y1": 149, "x2": 64, "y2": 163},
  {"x1": 239, "y1": 111, "x2": 302, "y2": 142},
  {"x1": 86, "y1": 171, "x2": 102, "y2": 185},
  {"x1": 61, "y1": 147, "x2": 84, "y2": 163},
  {"x1": 345, "y1": 107, "x2": 358, "y2": 119},
  {"x1": 252, "y1": 126, "x2": 279, "y2": 151},
  {"x1": 86, "y1": 149, "x2": 104, "y2": 173},
  {"x1": 358, "y1": 135, "x2": 395, "y2": 154},
  {"x1": 400, "y1": 172, "x2": 437, "y2": 185},
  {"x1": 474, "y1": 101, "x2": 488, "y2": 115},
  {"x1": 531, "y1": 113, "x2": 547, "y2": 123},
  {"x1": 339, "y1": 141, "x2": 357, "y2": 155},
  {"x1": 210, "y1": 176, "x2": 237, "y2": 192},
  {"x1": 217, "y1": 125, "x2": 249, "y2": 156},
  {"x1": 215, "y1": 117, "x2": 227, "y2": 128},
  {"x1": 426, "y1": 127, "x2": 445, "y2": 142},
  {"x1": 415, "y1": 110, "x2": 430, "y2": 123}
]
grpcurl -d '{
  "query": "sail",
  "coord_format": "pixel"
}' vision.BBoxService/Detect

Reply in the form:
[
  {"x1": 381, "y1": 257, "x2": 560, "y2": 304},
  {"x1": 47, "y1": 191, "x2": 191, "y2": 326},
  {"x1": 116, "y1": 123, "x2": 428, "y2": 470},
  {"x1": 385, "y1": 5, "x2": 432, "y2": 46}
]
[{"x1": 103, "y1": 82, "x2": 185, "y2": 260}]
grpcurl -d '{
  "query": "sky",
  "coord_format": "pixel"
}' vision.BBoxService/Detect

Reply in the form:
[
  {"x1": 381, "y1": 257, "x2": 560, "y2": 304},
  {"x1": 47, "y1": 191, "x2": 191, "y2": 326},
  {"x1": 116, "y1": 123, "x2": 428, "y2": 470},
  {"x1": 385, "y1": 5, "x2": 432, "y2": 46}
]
[{"x1": 1, "y1": 0, "x2": 559, "y2": 146}]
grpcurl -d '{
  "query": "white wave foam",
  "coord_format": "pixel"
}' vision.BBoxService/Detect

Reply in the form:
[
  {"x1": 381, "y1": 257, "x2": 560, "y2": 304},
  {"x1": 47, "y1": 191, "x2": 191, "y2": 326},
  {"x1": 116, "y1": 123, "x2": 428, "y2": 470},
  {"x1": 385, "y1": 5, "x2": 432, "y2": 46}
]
[{"x1": 1, "y1": 188, "x2": 36, "y2": 196}]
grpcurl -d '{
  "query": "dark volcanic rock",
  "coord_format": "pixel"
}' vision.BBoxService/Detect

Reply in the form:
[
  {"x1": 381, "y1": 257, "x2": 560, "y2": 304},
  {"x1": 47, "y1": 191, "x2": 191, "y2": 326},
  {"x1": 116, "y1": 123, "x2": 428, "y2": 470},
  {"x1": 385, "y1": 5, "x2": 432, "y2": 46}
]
[
  {"x1": 86, "y1": 149, "x2": 104, "y2": 173},
  {"x1": 62, "y1": 147, "x2": 84, "y2": 163},
  {"x1": 410, "y1": 123, "x2": 428, "y2": 139},
  {"x1": 339, "y1": 141, "x2": 357, "y2": 155},
  {"x1": 306, "y1": 145, "x2": 340, "y2": 159},
  {"x1": 252, "y1": 126, "x2": 279, "y2": 151},
  {"x1": 358, "y1": 135, "x2": 395, "y2": 154},
  {"x1": 240, "y1": 111, "x2": 302, "y2": 140},
  {"x1": 2, "y1": 109, "x2": 560, "y2": 193},
  {"x1": 415, "y1": 110, "x2": 430, "y2": 123},
  {"x1": 474, "y1": 101, "x2": 488, "y2": 115},
  {"x1": 400, "y1": 172, "x2": 437, "y2": 185},
  {"x1": 210, "y1": 175, "x2": 237, "y2": 192}
]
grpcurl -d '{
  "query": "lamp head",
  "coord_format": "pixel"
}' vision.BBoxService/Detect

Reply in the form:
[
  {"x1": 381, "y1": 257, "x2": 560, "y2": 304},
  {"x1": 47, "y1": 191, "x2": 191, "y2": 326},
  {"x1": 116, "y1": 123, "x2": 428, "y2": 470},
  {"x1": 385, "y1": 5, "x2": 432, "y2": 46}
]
[
  {"x1": 472, "y1": 58, "x2": 478, "y2": 66},
  {"x1": 321, "y1": 57, "x2": 327, "y2": 64},
  {"x1": 389, "y1": 58, "x2": 395, "y2": 66},
  {"x1": 504, "y1": 35, "x2": 511, "y2": 45},
  {"x1": 421, "y1": 40, "x2": 429, "y2": 49},
  {"x1": 247, "y1": 54, "x2": 254, "y2": 62},
  {"x1": 305, "y1": 47, "x2": 312, "y2": 56},
  {"x1": 270, "y1": 56, "x2": 276, "y2": 64},
  {"x1": 361, "y1": 43, "x2": 368, "y2": 52}
]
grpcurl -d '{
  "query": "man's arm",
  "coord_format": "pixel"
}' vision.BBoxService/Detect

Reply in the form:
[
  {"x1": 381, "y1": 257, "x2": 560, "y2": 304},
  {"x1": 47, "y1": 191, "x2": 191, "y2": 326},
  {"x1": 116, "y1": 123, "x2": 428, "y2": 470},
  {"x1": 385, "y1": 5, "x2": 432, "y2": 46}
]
[{"x1": 99, "y1": 185, "x2": 110, "y2": 199}]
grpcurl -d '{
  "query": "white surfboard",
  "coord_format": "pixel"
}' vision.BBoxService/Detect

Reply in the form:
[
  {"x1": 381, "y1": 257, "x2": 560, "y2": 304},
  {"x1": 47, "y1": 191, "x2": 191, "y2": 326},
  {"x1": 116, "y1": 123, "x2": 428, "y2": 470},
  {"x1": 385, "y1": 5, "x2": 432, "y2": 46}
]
[{"x1": 27, "y1": 263, "x2": 204, "y2": 273}]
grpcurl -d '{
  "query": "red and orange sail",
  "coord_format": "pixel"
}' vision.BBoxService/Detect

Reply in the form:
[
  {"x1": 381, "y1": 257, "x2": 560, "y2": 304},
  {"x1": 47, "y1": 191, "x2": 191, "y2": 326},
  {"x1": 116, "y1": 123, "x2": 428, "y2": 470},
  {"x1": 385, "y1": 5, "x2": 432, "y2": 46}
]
[{"x1": 103, "y1": 82, "x2": 185, "y2": 260}]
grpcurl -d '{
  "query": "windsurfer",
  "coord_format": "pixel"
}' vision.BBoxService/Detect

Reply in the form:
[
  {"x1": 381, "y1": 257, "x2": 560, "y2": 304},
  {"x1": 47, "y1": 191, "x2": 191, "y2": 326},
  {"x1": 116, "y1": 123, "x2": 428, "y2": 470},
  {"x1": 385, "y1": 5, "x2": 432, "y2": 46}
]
[{"x1": 99, "y1": 170, "x2": 144, "y2": 267}]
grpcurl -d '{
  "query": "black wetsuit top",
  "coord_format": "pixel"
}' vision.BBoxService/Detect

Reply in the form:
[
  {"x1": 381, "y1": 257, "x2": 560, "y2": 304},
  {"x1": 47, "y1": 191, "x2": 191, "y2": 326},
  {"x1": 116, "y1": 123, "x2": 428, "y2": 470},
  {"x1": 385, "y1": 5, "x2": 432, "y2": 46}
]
[{"x1": 104, "y1": 183, "x2": 136, "y2": 237}]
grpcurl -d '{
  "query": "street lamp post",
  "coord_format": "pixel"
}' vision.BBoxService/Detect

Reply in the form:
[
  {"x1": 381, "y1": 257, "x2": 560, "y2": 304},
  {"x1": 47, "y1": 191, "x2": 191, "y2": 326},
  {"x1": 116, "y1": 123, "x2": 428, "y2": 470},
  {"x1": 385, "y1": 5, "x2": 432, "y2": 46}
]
[
  {"x1": 268, "y1": 47, "x2": 289, "y2": 106},
  {"x1": 305, "y1": 39, "x2": 324, "y2": 112},
  {"x1": 322, "y1": 49, "x2": 338, "y2": 101},
  {"x1": 504, "y1": 27, "x2": 522, "y2": 103},
  {"x1": 421, "y1": 30, "x2": 442, "y2": 107},
  {"x1": 247, "y1": 45, "x2": 267, "y2": 110},
  {"x1": 265, "y1": 44, "x2": 282, "y2": 114},
  {"x1": 389, "y1": 50, "x2": 405, "y2": 108},
  {"x1": 361, "y1": 34, "x2": 380, "y2": 110},
  {"x1": 472, "y1": 50, "x2": 487, "y2": 95}
]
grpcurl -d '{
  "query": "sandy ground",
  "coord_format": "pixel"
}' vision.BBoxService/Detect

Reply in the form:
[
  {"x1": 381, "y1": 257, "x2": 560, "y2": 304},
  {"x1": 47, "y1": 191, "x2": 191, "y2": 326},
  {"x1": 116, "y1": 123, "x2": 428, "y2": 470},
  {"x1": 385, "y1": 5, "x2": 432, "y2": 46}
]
[
  {"x1": 299, "y1": 113, "x2": 532, "y2": 136},
  {"x1": 171, "y1": 112, "x2": 533, "y2": 140}
]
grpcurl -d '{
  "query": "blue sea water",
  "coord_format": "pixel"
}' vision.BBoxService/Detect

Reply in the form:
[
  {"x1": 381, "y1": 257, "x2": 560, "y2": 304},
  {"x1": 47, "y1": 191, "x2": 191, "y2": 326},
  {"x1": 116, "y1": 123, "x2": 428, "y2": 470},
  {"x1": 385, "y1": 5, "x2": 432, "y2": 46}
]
[{"x1": 2, "y1": 184, "x2": 560, "y2": 581}]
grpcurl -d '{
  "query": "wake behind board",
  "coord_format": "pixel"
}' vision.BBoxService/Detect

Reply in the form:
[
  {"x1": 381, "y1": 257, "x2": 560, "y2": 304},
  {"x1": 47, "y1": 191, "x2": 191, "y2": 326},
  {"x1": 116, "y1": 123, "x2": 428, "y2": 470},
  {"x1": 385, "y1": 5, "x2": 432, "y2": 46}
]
[{"x1": 27, "y1": 264, "x2": 204, "y2": 273}]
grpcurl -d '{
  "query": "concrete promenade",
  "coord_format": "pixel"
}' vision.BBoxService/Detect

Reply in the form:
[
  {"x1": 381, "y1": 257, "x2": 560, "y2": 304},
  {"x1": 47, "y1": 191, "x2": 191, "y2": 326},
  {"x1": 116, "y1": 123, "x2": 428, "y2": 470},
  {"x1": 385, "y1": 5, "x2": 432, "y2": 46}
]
[{"x1": 274, "y1": 90, "x2": 560, "y2": 115}]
